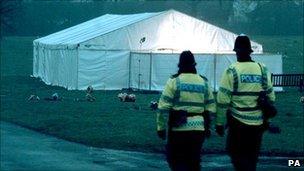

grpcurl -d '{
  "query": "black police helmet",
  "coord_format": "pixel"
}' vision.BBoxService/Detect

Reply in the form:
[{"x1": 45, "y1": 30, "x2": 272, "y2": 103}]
[
  {"x1": 233, "y1": 34, "x2": 253, "y2": 53},
  {"x1": 178, "y1": 50, "x2": 196, "y2": 68}
]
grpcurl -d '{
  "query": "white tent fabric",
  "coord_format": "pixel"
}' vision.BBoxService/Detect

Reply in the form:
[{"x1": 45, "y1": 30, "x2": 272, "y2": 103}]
[
  {"x1": 33, "y1": 9, "x2": 281, "y2": 91},
  {"x1": 129, "y1": 53, "x2": 282, "y2": 91}
]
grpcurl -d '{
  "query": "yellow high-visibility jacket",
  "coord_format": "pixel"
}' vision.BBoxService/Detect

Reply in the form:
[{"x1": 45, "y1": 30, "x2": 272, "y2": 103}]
[
  {"x1": 216, "y1": 62, "x2": 275, "y2": 126},
  {"x1": 157, "y1": 73, "x2": 216, "y2": 131}
]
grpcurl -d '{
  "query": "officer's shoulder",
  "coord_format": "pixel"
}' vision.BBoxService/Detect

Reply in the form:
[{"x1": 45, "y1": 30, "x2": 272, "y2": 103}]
[
  {"x1": 256, "y1": 62, "x2": 267, "y2": 67},
  {"x1": 255, "y1": 62, "x2": 269, "y2": 73},
  {"x1": 170, "y1": 73, "x2": 179, "y2": 79},
  {"x1": 199, "y1": 74, "x2": 208, "y2": 81},
  {"x1": 225, "y1": 64, "x2": 236, "y2": 73},
  {"x1": 229, "y1": 63, "x2": 237, "y2": 69}
]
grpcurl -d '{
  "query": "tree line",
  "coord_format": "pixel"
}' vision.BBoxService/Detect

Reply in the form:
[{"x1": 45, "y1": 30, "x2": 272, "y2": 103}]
[{"x1": 1, "y1": 0, "x2": 303, "y2": 37}]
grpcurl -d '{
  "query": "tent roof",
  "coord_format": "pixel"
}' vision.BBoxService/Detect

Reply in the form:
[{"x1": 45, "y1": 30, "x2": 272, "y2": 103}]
[
  {"x1": 35, "y1": 11, "x2": 164, "y2": 45},
  {"x1": 34, "y1": 9, "x2": 262, "y2": 53}
]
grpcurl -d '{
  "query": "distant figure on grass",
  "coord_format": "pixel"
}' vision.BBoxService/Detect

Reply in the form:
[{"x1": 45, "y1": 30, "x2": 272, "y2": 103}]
[
  {"x1": 28, "y1": 94, "x2": 40, "y2": 101},
  {"x1": 150, "y1": 101, "x2": 158, "y2": 110},
  {"x1": 86, "y1": 86, "x2": 96, "y2": 102},
  {"x1": 74, "y1": 86, "x2": 96, "y2": 102},
  {"x1": 215, "y1": 34, "x2": 277, "y2": 171},
  {"x1": 156, "y1": 50, "x2": 216, "y2": 171},
  {"x1": 44, "y1": 93, "x2": 62, "y2": 101}
]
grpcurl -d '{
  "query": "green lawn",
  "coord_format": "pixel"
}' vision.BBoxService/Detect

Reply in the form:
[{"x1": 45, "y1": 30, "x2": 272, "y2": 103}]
[{"x1": 1, "y1": 36, "x2": 303, "y2": 156}]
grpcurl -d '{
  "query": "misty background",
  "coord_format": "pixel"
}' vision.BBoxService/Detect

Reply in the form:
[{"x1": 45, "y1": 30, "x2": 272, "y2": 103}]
[
  {"x1": 0, "y1": 1, "x2": 303, "y2": 166},
  {"x1": 1, "y1": 0, "x2": 303, "y2": 38}
]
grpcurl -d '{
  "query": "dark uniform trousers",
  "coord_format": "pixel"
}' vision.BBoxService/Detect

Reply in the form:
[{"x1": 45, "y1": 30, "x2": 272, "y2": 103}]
[
  {"x1": 166, "y1": 131, "x2": 205, "y2": 171},
  {"x1": 227, "y1": 115, "x2": 264, "y2": 171}
]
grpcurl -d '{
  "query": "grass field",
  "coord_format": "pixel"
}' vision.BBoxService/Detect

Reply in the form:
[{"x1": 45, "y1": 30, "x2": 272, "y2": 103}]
[{"x1": 1, "y1": 36, "x2": 303, "y2": 156}]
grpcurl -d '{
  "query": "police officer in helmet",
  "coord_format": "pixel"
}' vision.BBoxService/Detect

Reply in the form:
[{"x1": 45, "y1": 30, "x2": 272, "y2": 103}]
[
  {"x1": 156, "y1": 50, "x2": 216, "y2": 171},
  {"x1": 215, "y1": 34, "x2": 276, "y2": 171}
]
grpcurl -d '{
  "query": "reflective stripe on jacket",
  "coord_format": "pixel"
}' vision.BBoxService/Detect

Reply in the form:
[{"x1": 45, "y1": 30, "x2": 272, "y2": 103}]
[
  {"x1": 216, "y1": 62, "x2": 275, "y2": 126},
  {"x1": 157, "y1": 73, "x2": 216, "y2": 131}
]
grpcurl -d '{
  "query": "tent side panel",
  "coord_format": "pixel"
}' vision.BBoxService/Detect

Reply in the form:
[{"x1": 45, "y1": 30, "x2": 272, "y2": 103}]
[
  {"x1": 150, "y1": 53, "x2": 178, "y2": 91},
  {"x1": 215, "y1": 54, "x2": 236, "y2": 91},
  {"x1": 78, "y1": 50, "x2": 129, "y2": 90},
  {"x1": 195, "y1": 54, "x2": 215, "y2": 90},
  {"x1": 104, "y1": 51, "x2": 130, "y2": 90},
  {"x1": 33, "y1": 43, "x2": 39, "y2": 77},
  {"x1": 78, "y1": 50, "x2": 107, "y2": 90},
  {"x1": 34, "y1": 45, "x2": 46, "y2": 79},
  {"x1": 58, "y1": 49, "x2": 78, "y2": 89},
  {"x1": 150, "y1": 54, "x2": 215, "y2": 91},
  {"x1": 32, "y1": 44, "x2": 78, "y2": 89}
]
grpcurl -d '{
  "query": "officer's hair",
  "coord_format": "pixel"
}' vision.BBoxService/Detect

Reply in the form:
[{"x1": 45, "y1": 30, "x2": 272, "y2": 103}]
[
  {"x1": 177, "y1": 66, "x2": 197, "y2": 75},
  {"x1": 177, "y1": 50, "x2": 197, "y2": 75}
]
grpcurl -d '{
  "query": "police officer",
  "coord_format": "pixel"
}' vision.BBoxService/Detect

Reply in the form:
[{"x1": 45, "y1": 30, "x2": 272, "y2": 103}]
[
  {"x1": 156, "y1": 50, "x2": 216, "y2": 171},
  {"x1": 215, "y1": 35, "x2": 276, "y2": 171}
]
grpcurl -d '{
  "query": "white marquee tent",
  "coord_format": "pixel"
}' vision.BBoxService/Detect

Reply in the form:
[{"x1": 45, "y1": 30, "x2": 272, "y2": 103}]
[{"x1": 33, "y1": 9, "x2": 282, "y2": 91}]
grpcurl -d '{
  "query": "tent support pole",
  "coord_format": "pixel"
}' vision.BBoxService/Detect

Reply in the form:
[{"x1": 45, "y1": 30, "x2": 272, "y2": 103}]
[
  {"x1": 149, "y1": 52, "x2": 152, "y2": 91},
  {"x1": 128, "y1": 52, "x2": 132, "y2": 89},
  {"x1": 76, "y1": 47, "x2": 79, "y2": 90},
  {"x1": 214, "y1": 54, "x2": 216, "y2": 92}
]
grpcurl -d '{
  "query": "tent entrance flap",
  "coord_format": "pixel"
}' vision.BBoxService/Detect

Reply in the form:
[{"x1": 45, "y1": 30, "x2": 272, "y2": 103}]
[{"x1": 130, "y1": 53, "x2": 151, "y2": 90}]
